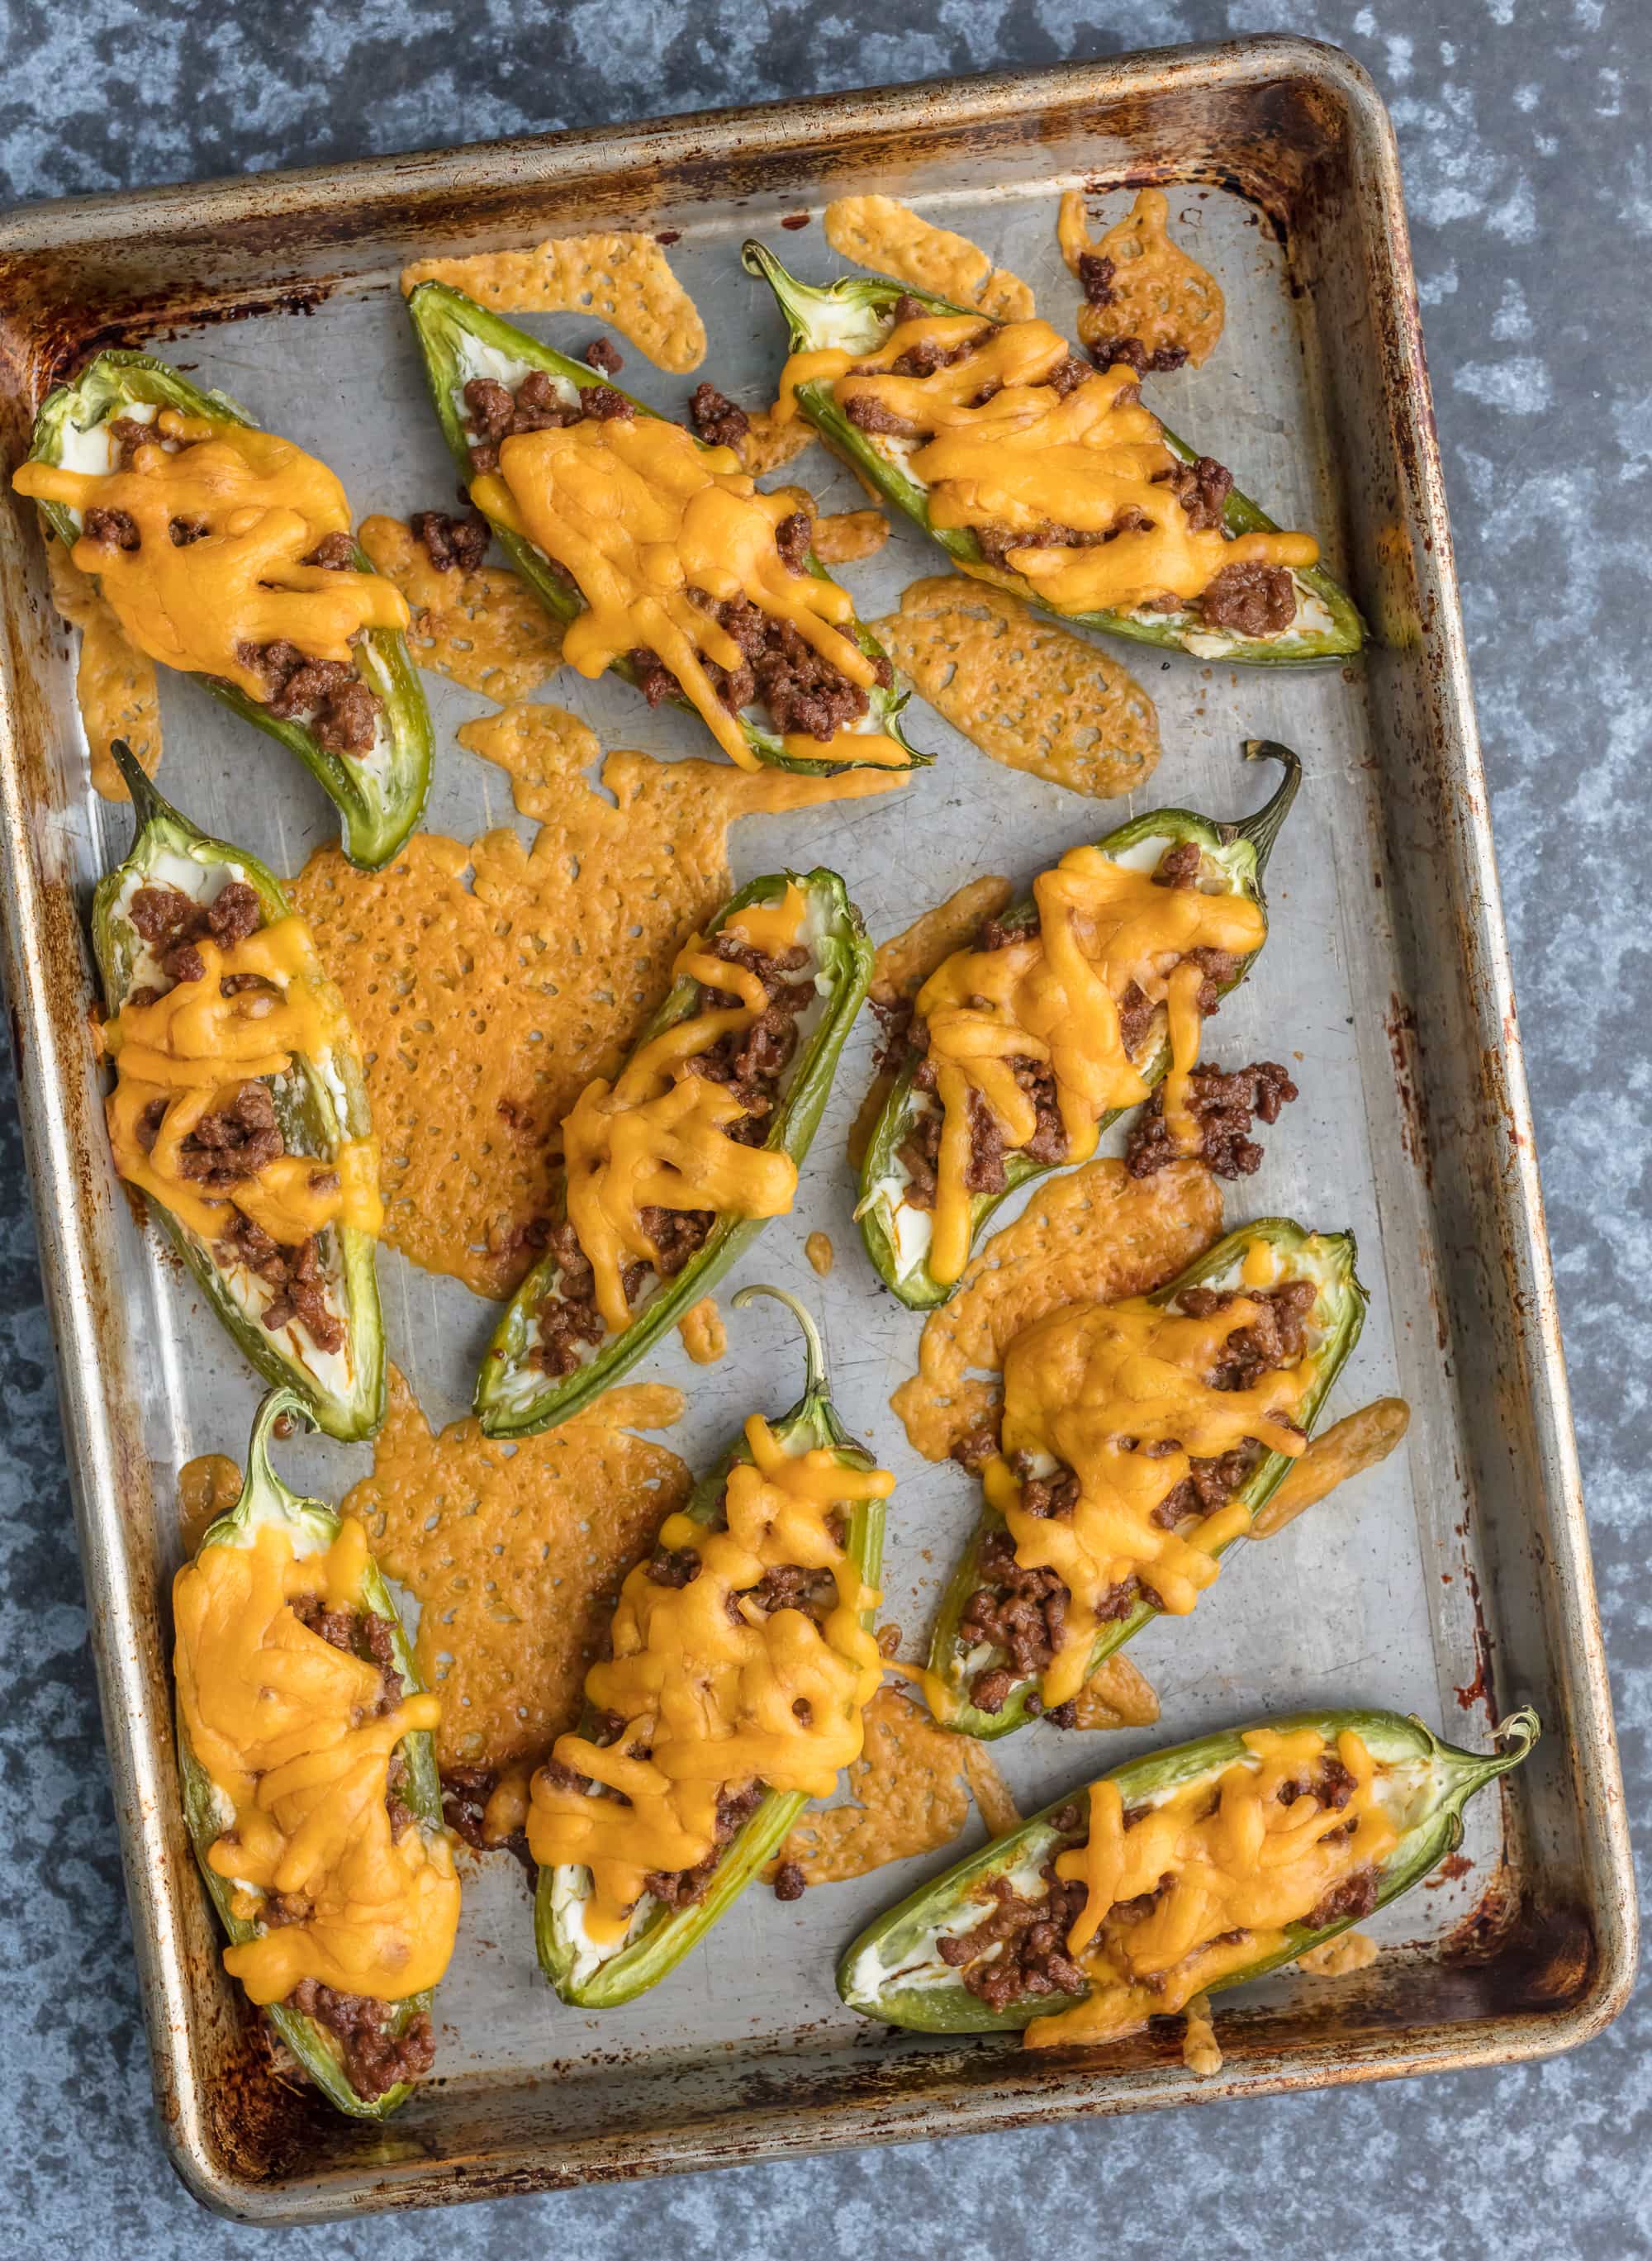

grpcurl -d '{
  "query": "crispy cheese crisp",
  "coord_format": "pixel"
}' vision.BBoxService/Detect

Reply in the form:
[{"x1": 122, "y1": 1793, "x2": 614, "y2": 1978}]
[
  {"x1": 805, "y1": 1231, "x2": 835, "y2": 1276},
  {"x1": 359, "y1": 515, "x2": 563, "y2": 702},
  {"x1": 344, "y1": 1368, "x2": 690, "y2": 1774},
  {"x1": 874, "y1": 577, "x2": 1160, "y2": 799},
  {"x1": 771, "y1": 486, "x2": 890, "y2": 565},
  {"x1": 290, "y1": 706, "x2": 904, "y2": 1299},
  {"x1": 1251, "y1": 1398, "x2": 1410, "y2": 1538},
  {"x1": 772, "y1": 1681, "x2": 1017, "y2": 1886},
  {"x1": 1058, "y1": 187, "x2": 1225, "y2": 368},
  {"x1": 677, "y1": 1297, "x2": 727, "y2": 1364},
  {"x1": 1182, "y1": 1993, "x2": 1223, "y2": 2077},
  {"x1": 1297, "y1": 1931, "x2": 1380, "y2": 1978},
  {"x1": 825, "y1": 195, "x2": 1034, "y2": 321},
  {"x1": 401, "y1": 231, "x2": 706, "y2": 371},
  {"x1": 177, "y1": 1454, "x2": 242, "y2": 1556},
  {"x1": 46, "y1": 539, "x2": 161, "y2": 800},
  {"x1": 1066, "y1": 1655, "x2": 1161, "y2": 1731},
  {"x1": 891, "y1": 1157, "x2": 1223, "y2": 1462}
]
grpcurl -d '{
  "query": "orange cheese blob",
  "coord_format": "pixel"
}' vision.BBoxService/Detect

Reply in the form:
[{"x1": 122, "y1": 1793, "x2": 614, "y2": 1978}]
[
  {"x1": 777, "y1": 314, "x2": 1316, "y2": 617},
  {"x1": 469, "y1": 416, "x2": 905, "y2": 772},
  {"x1": 102, "y1": 914, "x2": 382, "y2": 1250},
  {"x1": 1027, "y1": 1727, "x2": 1397, "y2": 2046},
  {"x1": 562, "y1": 886, "x2": 809, "y2": 1332},
  {"x1": 989, "y1": 1277, "x2": 1314, "y2": 1705},
  {"x1": 15, "y1": 414, "x2": 407, "y2": 695},
  {"x1": 528, "y1": 1413, "x2": 893, "y2": 1943},
  {"x1": 173, "y1": 1515, "x2": 459, "y2": 2007},
  {"x1": 910, "y1": 851, "x2": 1265, "y2": 1284}
]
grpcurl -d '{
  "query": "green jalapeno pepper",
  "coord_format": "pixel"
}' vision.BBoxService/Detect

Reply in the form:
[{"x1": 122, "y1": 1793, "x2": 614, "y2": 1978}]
[
  {"x1": 476, "y1": 864, "x2": 873, "y2": 1438},
  {"x1": 536, "y1": 1285, "x2": 886, "y2": 2006},
  {"x1": 837, "y1": 1704, "x2": 1539, "y2": 2033},
  {"x1": 741, "y1": 242, "x2": 1365, "y2": 666},
  {"x1": 93, "y1": 742, "x2": 385, "y2": 1440},
  {"x1": 18, "y1": 352, "x2": 433, "y2": 868},
  {"x1": 404, "y1": 281, "x2": 927, "y2": 775},
  {"x1": 859, "y1": 740, "x2": 1299, "y2": 1310},
  {"x1": 930, "y1": 1217, "x2": 1367, "y2": 1738},
  {"x1": 175, "y1": 1387, "x2": 449, "y2": 2116}
]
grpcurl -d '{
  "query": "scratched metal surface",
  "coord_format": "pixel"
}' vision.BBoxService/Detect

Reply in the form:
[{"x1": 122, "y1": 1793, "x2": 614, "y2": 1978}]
[{"x1": 0, "y1": 39, "x2": 1628, "y2": 2225}]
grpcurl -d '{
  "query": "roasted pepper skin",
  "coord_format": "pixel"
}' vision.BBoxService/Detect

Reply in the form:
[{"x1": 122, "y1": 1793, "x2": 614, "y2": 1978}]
[
  {"x1": 741, "y1": 242, "x2": 1365, "y2": 666},
  {"x1": 21, "y1": 351, "x2": 433, "y2": 868},
  {"x1": 175, "y1": 1389, "x2": 448, "y2": 2117},
  {"x1": 535, "y1": 1288, "x2": 886, "y2": 2007},
  {"x1": 837, "y1": 1706, "x2": 1540, "y2": 2033},
  {"x1": 928, "y1": 1218, "x2": 1368, "y2": 1738},
  {"x1": 404, "y1": 281, "x2": 928, "y2": 776},
  {"x1": 476, "y1": 866, "x2": 873, "y2": 1438},
  {"x1": 858, "y1": 741, "x2": 1299, "y2": 1310},
  {"x1": 93, "y1": 743, "x2": 386, "y2": 1440}
]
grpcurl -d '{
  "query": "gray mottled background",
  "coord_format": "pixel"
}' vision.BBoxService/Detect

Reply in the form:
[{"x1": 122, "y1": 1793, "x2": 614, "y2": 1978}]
[{"x1": 0, "y1": 2, "x2": 1645, "y2": 2254}]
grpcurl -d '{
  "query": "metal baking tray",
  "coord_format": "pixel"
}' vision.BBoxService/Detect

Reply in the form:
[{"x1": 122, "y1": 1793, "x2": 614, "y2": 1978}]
[{"x1": 0, "y1": 32, "x2": 1633, "y2": 2225}]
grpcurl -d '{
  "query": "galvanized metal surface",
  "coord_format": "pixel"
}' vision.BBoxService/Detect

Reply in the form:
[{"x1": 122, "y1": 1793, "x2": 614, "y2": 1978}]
[{"x1": 0, "y1": 35, "x2": 1632, "y2": 2225}]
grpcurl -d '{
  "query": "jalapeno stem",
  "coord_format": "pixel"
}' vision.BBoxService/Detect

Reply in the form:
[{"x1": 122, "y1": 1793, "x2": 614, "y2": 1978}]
[
  {"x1": 732, "y1": 1282, "x2": 829, "y2": 1403},
  {"x1": 241, "y1": 1385, "x2": 315, "y2": 1504},
  {"x1": 1228, "y1": 740, "x2": 1302, "y2": 872},
  {"x1": 108, "y1": 735, "x2": 173, "y2": 842}
]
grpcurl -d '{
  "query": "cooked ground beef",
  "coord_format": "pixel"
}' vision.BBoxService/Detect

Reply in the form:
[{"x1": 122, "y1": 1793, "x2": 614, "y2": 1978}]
[
  {"x1": 289, "y1": 1591, "x2": 405, "y2": 1715},
  {"x1": 1158, "y1": 454, "x2": 1233, "y2": 534},
  {"x1": 734, "y1": 1560, "x2": 838, "y2": 1626},
  {"x1": 584, "y1": 335, "x2": 623, "y2": 375},
  {"x1": 83, "y1": 504, "x2": 140, "y2": 550},
  {"x1": 950, "y1": 1421, "x2": 1001, "y2": 1477},
  {"x1": 961, "y1": 1529, "x2": 1074, "y2": 1708},
  {"x1": 1197, "y1": 558, "x2": 1297, "y2": 638},
  {"x1": 1305, "y1": 1864, "x2": 1380, "y2": 1931},
  {"x1": 410, "y1": 506, "x2": 491, "y2": 573},
  {"x1": 646, "y1": 1546, "x2": 701, "y2": 1589},
  {"x1": 1149, "y1": 1442, "x2": 1266, "y2": 1533},
  {"x1": 688, "y1": 382, "x2": 750, "y2": 449},
  {"x1": 302, "y1": 530, "x2": 358, "y2": 570},
  {"x1": 174, "y1": 1078, "x2": 284, "y2": 1188},
  {"x1": 978, "y1": 910, "x2": 1032, "y2": 951},
  {"x1": 628, "y1": 587, "x2": 886, "y2": 741},
  {"x1": 843, "y1": 393, "x2": 930, "y2": 441},
  {"x1": 636, "y1": 1203, "x2": 714, "y2": 1277},
  {"x1": 641, "y1": 1781, "x2": 765, "y2": 1909},
  {"x1": 1279, "y1": 1754, "x2": 1357, "y2": 1812},
  {"x1": 106, "y1": 415, "x2": 160, "y2": 468},
  {"x1": 1014, "y1": 1461, "x2": 1080, "y2": 1520},
  {"x1": 1181, "y1": 1276, "x2": 1318, "y2": 1391},
  {"x1": 284, "y1": 1978, "x2": 435, "y2": 2102},
  {"x1": 235, "y1": 638, "x2": 379, "y2": 757},
  {"x1": 1089, "y1": 334, "x2": 1190, "y2": 376},
  {"x1": 883, "y1": 317, "x2": 990, "y2": 378},
  {"x1": 441, "y1": 1765, "x2": 499, "y2": 1850},
  {"x1": 974, "y1": 511, "x2": 1147, "y2": 571},
  {"x1": 531, "y1": 1218, "x2": 639, "y2": 1376},
  {"x1": 1047, "y1": 352, "x2": 1094, "y2": 397},
  {"x1": 216, "y1": 1212, "x2": 345, "y2": 1354},
  {"x1": 895, "y1": 1105, "x2": 940, "y2": 1209},
  {"x1": 774, "y1": 510, "x2": 812, "y2": 574},
  {"x1": 1078, "y1": 252, "x2": 1116, "y2": 307},
  {"x1": 1011, "y1": 1055, "x2": 1066, "y2": 1166},
  {"x1": 774, "y1": 1860, "x2": 807, "y2": 1902},
  {"x1": 128, "y1": 877, "x2": 263, "y2": 986},
  {"x1": 937, "y1": 1868, "x2": 1090, "y2": 2009},
  {"x1": 582, "y1": 384, "x2": 634, "y2": 422},
  {"x1": 1124, "y1": 1059, "x2": 1300, "y2": 1181},
  {"x1": 461, "y1": 369, "x2": 582, "y2": 469},
  {"x1": 1152, "y1": 838, "x2": 1203, "y2": 891}
]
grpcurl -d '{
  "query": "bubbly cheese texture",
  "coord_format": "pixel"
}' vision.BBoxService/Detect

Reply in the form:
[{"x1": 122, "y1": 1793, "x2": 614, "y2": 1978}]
[
  {"x1": 777, "y1": 314, "x2": 1315, "y2": 615},
  {"x1": 173, "y1": 1514, "x2": 459, "y2": 2007},
  {"x1": 102, "y1": 914, "x2": 382, "y2": 1249},
  {"x1": 528, "y1": 1414, "x2": 894, "y2": 1942},
  {"x1": 1026, "y1": 1726, "x2": 1398, "y2": 2046},
  {"x1": 469, "y1": 416, "x2": 905, "y2": 772},
  {"x1": 990, "y1": 1271, "x2": 1316, "y2": 1703},
  {"x1": 1058, "y1": 188, "x2": 1225, "y2": 370},
  {"x1": 562, "y1": 886, "x2": 809, "y2": 1332},
  {"x1": 15, "y1": 411, "x2": 408, "y2": 694},
  {"x1": 910, "y1": 849, "x2": 1265, "y2": 1283}
]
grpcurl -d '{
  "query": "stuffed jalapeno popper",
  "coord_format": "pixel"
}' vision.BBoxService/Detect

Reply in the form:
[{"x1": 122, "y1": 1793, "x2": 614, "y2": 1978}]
[
  {"x1": 405, "y1": 281, "x2": 924, "y2": 776},
  {"x1": 174, "y1": 1389, "x2": 460, "y2": 2116},
  {"x1": 932, "y1": 1219, "x2": 1366, "y2": 1737},
  {"x1": 14, "y1": 353, "x2": 432, "y2": 867},
  {"x1": 93, "y1": 743, "x2": 385, "y2": 1439},
  {"x1": 743, "y1": 242, "x2": 1363, "y2": 666},
  {"x1": 838, "y1": 1707, "x2": 1538, "y2": 2044},
  {"x1": 861, "y1": 742, "x2": 1298, "y2": 1309},
  {"x1": 531, "y1": 1287, "x2": 891, "y2": 2007},
  {"x1": 477, "y1": 868, "x2": 872, "y2": 1438}
]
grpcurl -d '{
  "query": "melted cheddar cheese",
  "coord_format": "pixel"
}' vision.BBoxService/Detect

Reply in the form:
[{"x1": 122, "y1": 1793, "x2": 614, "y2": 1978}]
[
  {"x1": 16, "y1": 413, "x2": 407, "y2": 695},
  {"x1": 561, "y1": 886, "x2": 809, "y2": 1332},
  {"x1": 468, "y1": 416, "x2": 905, "y2": 772},
  {"x1": 528, "y1": 1414, "x2": 894, "y2": 1943},
  {"x1": 102, "y1": 913, "x2": 382, "y2": 1252},
  {"x1": 909, "y1": 851, "x2": 1264, "y2": 1285},
  {"x1": 988, "y1": 1276, "x2": 1315, "y2": 1704},
  {"x1": 174, "y1": 1513, "x2": 459, "y2": 2007},
  {"x1": 1026, "y1": 1726, "x2": 1397, "y2": 2046},
  {"x1": 776, "y1": 315, "x2": 1315, "y2": 616}
]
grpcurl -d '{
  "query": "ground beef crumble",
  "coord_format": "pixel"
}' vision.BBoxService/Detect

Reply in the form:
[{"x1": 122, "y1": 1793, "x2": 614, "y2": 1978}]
[
  {"x1": 1197, "y1": 558, "x2": 1298, "y2": 638},
  {"x1": 217, "y1": 1213, "x2": 346, "y2": 1355},
  {"x1": 1124, "y1": 1059, "x2": 1299, "y2": 1181},
  {"x1": 235, "y1": 637, "x2": 379, "y2": 758},
  {"x1": 532, "y1": 936, "x2": 814, "y2": 1374},
  {"x1": 128, "y1": 877, "x2": 263, "y2": 986},
  {"x1": 687, "y1": 382, "x2": 750, "y2": 449},
  {"x1": 411, "y1": 506, "x2": 491, "y2": 573},
  {"x1": 283, "y1": 1979, "x2": 435, "y2": 2102}
]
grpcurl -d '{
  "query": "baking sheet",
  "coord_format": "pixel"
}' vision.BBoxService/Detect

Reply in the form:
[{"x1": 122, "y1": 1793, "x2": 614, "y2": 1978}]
[{"x1": 0, "y1": 36, "x2": 1631, "y2": 2221}]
